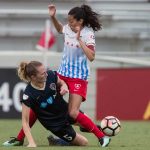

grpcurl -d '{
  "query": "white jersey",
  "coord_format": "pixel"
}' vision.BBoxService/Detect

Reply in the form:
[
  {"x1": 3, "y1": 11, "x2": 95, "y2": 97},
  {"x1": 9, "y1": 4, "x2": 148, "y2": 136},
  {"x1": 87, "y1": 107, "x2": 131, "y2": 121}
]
[{"x1": 57, "y1": 24, "x2": 95, "y2": 80}]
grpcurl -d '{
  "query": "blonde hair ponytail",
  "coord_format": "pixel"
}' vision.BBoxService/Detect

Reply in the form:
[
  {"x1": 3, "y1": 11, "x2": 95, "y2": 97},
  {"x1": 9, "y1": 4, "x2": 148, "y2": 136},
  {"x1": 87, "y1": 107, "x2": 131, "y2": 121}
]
[
  {"x1": 17, "y1": 61, "x2": 43, "y2": 83},
  {"x1": 18, "y1": 61, "x2": 30, "y2": 83}
]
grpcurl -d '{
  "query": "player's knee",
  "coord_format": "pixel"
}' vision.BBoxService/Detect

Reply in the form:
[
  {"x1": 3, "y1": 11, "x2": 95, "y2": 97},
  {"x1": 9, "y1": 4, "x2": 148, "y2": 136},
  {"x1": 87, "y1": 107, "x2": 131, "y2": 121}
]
[
  {"x1": 81, "y1": 138, "x2": 88, "y2": 146},
  {"x1": 72, "y1": 136, "x2": 88, "y2": 146},
  {"x1": 73, "y1": 133, "x2": 88, "y2": 146},
  {"x1": 78, "y1": 138, "x2": 88, "y2": 146}
]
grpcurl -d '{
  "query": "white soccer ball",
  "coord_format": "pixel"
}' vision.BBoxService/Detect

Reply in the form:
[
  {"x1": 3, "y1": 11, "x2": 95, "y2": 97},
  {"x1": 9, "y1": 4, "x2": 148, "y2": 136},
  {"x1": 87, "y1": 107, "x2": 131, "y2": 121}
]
[{"x1": 100, "y1": 116, "x2": 121, "y2": 136}]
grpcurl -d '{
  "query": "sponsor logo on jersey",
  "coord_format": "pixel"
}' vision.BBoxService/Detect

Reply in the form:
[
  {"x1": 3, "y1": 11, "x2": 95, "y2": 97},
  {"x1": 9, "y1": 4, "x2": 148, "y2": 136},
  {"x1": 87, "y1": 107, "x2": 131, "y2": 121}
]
[
  {"x1": 40, "y1": 102, "x2": 47, "y2": 108},
  {"x1": 40, "y1": 97, "x2": 53, "y2": 108},
  {"x1": 23, "y1": 94, "x2": 29, "y2": 100},
  {"x1": 90, "y1": 35, "x2": 95, "y2": 39},
  {"x1": 49, "y1": 83, "x2": 56, "y2": 91},
  {"x1": 47, "y1": 97, "x2": 53, "y2": 104}
]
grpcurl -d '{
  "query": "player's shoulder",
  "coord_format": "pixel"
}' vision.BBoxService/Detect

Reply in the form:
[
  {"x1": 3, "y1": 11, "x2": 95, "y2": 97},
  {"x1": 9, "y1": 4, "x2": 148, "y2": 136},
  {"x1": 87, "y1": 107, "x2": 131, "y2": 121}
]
[
  {"x1": 47, "y1": 70, "x2": 57, "y2": 77},
  {"x1": 24, "y1": 84, "x2": 30, "y2": 93},
  {"x1": 82, "y1": 26, "x2": 94, "y2": 35},
  {"x1": 47, "y1": 70, "x2": 57, "y2": 83},
  {"x1": 63, "y1": 24, "x2": 69, "y2": 30},
  {"x1": 24, "y1": 83, "x2": 33, "y2": 94},
  {"x1": 22, "y1": 84, "x2": 31, "y2": 101},
  {"x1": 63, "y1": 24, "x2": 73, "y2": 34}
]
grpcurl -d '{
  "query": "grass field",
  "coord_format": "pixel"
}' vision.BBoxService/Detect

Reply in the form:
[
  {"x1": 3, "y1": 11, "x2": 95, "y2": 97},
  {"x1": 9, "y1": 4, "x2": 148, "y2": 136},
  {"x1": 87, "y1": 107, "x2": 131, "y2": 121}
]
[{"x1": 0, "y1": 119, "x2": 150, "y2": 150}]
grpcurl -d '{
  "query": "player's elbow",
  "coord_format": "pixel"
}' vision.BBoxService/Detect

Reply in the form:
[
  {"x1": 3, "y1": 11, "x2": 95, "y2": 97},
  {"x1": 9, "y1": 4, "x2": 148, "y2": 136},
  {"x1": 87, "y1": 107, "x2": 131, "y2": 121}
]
[
  {"x1": 90, "y1": 57, "x2": 95, "y2": 62},
  {"x1": 89, "y1": 55, "x2": 95, "y2": 62},
  {"x1": 57, "y1": 29, "x2": 62, "y2": 33},
  {"x1": 57, "y1": 25, "x2": 63, "y2": 33}
]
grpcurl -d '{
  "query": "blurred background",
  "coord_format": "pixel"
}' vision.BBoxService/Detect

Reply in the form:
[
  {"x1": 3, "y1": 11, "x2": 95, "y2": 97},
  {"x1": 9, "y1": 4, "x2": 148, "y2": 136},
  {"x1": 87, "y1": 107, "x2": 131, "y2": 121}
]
[{"x1": 0, "y1": 0, "x2": 150, "y2": 120}]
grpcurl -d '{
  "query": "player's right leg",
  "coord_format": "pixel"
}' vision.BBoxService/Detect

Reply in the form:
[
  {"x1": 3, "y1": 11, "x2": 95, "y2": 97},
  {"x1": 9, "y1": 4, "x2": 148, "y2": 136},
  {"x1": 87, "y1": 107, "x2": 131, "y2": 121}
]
[
  {"x1": 79, "y1": 124, "x2": 101, "y2": 132},
  {"x1": 99, "y1": 136, "x2": 111, "y2": 147},
  {"x1": 68, "y1": 111, "x2": 102, "y2": 133}
]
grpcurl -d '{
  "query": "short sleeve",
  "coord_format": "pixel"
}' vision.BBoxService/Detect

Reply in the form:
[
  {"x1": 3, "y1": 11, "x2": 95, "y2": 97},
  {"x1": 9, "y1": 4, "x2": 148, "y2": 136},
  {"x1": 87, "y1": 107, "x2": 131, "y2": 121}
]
[
  {"x1": 20, "y1": 93, "x2": 31, "y2": 108},
  {"x1": 84, "y1": 30, "x2": 95, "y2": 47}
]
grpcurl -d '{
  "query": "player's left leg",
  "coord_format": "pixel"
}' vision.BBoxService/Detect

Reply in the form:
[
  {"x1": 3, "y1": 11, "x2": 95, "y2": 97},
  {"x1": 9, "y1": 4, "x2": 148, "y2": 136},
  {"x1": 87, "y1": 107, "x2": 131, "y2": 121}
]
[{"x1": 50, "y1": 123, "x2": 88, "y2": 146}]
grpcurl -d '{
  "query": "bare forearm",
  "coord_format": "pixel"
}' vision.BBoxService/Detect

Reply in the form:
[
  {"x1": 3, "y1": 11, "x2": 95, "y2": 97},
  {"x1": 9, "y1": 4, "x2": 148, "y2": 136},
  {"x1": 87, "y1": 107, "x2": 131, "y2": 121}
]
[
  {"x1": 50, "y1": 16, "x2": 63, "y2": 33},
  {"x1": 59, "y1": 79, "x2": 66, "y2": 87},
  {"x1": 78, "y1": 40, "x2": 95, "y2": 62},
  {"x1": 22, "y1": 123, "x2": 35, "y2": 145}
]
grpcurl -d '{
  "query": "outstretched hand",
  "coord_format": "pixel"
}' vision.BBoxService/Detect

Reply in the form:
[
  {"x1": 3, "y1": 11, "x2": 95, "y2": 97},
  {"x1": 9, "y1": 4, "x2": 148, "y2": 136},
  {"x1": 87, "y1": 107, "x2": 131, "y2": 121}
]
[{"x1": 48, "y1": 4, "x2": 56, "y2": 17}]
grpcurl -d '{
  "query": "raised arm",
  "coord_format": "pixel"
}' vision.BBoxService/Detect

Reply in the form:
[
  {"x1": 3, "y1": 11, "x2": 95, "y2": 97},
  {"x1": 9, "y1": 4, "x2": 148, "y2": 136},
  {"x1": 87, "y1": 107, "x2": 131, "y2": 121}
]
[
  {"x1": 48, "y1": 4, "x2": 63, "y2": 33},
  {"x1": 22, "y1": 104, "x2": 36, "y2": 147}
]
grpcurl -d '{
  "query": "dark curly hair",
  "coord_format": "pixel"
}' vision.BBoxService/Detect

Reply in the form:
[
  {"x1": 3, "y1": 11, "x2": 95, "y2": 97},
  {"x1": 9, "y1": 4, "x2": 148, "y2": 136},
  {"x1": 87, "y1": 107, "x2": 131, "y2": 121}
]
[{"x1": 68, "y1": 4, "x2": 102, "y2": 31}]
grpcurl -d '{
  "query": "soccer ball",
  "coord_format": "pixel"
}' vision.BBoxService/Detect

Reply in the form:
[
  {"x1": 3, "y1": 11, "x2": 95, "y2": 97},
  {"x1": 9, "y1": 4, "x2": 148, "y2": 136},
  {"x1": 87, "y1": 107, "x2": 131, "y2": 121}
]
[{"x1": 100, "y1": 116, "x2": 121, "y2": 136}]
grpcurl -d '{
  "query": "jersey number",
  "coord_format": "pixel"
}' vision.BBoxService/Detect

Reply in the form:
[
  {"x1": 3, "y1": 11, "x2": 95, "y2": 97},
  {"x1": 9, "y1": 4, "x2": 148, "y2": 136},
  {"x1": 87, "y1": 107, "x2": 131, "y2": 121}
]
[{"x1": 63, "y1": 134, "x2": 73, "y2": 141}]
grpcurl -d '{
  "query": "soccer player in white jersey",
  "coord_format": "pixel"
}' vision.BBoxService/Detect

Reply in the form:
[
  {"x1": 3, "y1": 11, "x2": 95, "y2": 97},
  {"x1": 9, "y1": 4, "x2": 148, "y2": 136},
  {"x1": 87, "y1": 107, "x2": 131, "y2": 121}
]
[{"x1": 48, "y1": 4, "x2": 111, "y2": 147}]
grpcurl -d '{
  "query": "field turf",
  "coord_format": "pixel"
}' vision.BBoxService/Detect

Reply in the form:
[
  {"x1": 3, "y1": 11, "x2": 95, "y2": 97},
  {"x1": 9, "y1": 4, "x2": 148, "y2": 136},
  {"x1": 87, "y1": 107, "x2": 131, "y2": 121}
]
[{"x1": 0, "y1": 119, "x2": 150, "y2": 150}]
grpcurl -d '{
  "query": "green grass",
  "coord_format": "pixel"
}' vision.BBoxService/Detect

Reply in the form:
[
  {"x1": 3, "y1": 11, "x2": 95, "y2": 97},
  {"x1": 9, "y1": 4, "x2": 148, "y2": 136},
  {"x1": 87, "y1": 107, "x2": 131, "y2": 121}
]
[{"x1": 0, "y1": 119, "x2": 150, "y2": 150}]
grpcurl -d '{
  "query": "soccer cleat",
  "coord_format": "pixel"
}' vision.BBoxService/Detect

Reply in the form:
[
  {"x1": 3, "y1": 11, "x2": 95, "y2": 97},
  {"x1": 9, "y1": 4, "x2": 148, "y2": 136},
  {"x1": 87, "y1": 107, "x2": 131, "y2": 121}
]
[
  {"x1": 80, "y1": 124, "x2": 102, "y2": 132},
  {"x1": 2, "y1": 137, "x2": 24, "y2": 146},
  {"x1": 47, "y1": 135, "x2": 70, "y2": 146},
  {"x1": 47, "y1": 135, "x2": 60, "y2": 146},
  {"x1": 99, "y1": 136, "x2": 111, "y2": 147}
]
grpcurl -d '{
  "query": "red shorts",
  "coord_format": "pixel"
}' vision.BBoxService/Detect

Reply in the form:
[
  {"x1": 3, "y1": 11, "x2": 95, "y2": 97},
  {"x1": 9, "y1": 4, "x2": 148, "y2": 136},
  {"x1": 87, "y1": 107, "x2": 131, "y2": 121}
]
[{"x1": 57, "y1": 74, "x2": 88, "y2": 101}]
